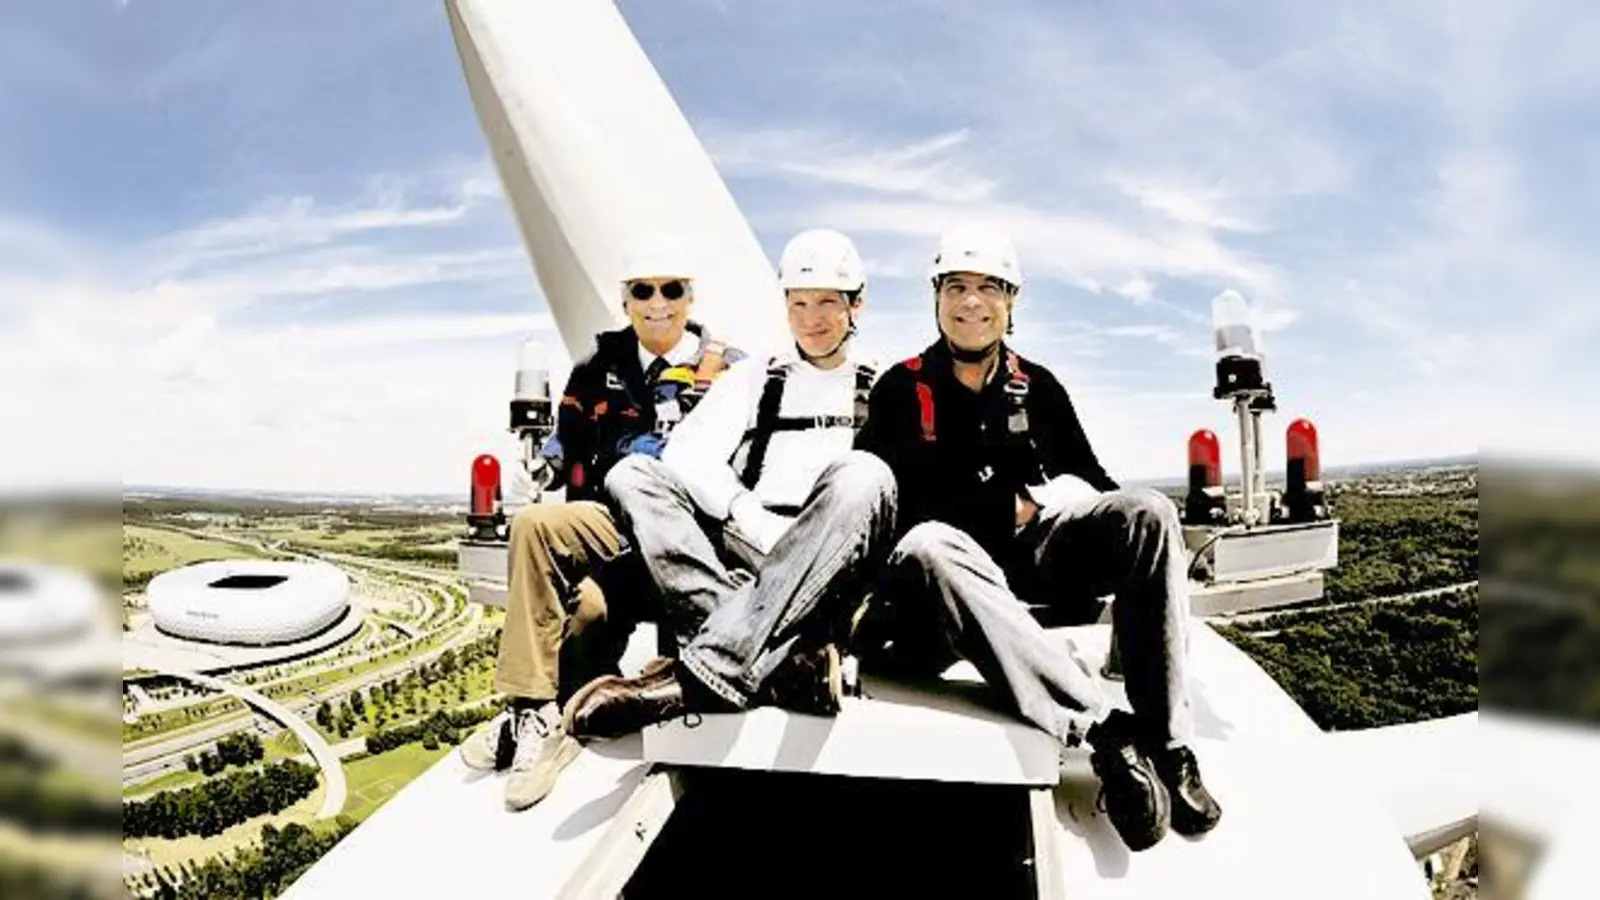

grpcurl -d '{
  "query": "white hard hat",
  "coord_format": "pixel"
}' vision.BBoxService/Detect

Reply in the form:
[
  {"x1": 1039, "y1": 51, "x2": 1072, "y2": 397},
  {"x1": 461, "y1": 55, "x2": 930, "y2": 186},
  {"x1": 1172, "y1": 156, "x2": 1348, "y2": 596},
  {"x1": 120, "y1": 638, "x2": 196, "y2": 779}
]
[
  {"x1": 619, "y1": 233, "x2": 696, "y2": 282},
  {"x1": 929, "y1": 226, "x2": 1021, "y2": 289},
  {"x1": 777, "y1": 228, "x2": 866, "y2": 292}
]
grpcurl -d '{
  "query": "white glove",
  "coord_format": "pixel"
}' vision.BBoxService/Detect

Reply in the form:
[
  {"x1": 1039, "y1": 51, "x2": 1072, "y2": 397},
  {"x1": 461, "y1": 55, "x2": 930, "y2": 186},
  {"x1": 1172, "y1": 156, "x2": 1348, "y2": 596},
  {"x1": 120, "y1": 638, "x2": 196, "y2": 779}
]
[
  {"x1": 727, "y1": 493, "x2": 793, "y2": 556},
  {"x1": 508, "y1": 458, "x2": 554, "y2": 507},
  {"x1": 1024, "y1": 475, "x2": 1101, "y2": 519}
]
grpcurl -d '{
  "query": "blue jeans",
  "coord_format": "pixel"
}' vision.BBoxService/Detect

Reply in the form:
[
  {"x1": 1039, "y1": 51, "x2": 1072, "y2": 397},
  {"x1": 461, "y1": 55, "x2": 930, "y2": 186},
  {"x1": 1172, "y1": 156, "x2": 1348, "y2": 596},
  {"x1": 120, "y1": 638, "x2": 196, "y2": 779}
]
[
  {"x1": 875, "y1": 488, "x2": 1195, "y2": 749},
  {"x1": 604, "y1": 451, "x2": 899, "y2": 707}
]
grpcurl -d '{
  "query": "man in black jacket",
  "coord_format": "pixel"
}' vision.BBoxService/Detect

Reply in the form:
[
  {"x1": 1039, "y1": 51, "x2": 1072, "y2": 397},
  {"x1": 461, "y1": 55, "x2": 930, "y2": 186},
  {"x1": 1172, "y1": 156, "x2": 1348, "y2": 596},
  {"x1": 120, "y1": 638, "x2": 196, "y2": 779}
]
[
  {"x1": 854, "y1": 226, "x2": 1220, "y2": 852},
  {"x1": 459, "y1": 235, "x2": 744, "y2": 812}
]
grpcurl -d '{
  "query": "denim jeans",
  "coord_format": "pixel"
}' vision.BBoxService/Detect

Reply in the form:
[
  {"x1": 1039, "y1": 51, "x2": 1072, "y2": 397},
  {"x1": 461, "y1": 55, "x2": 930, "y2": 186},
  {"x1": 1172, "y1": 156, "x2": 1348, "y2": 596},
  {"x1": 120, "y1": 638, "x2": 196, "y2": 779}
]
[
  {"x1": 605, "y1": 451, "x2": 898, "y2": 706},
  {"x1": 876, "y1": 487, "x2": 1194, "y2": 749}
]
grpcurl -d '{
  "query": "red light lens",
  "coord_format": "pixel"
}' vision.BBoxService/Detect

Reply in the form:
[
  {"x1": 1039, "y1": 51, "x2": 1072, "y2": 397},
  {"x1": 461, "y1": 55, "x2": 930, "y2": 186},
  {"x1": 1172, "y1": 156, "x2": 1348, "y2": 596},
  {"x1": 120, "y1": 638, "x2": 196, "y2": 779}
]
[
  {"x1": 1187, "y1": 429, "x2": 1221, "y2": 488},
  {"x1": 1286, "y1": 419, "x2": 1320, "y2": 482},
  {"x1": 470, "y1": 454, "x2": 500, "y2": 515}
]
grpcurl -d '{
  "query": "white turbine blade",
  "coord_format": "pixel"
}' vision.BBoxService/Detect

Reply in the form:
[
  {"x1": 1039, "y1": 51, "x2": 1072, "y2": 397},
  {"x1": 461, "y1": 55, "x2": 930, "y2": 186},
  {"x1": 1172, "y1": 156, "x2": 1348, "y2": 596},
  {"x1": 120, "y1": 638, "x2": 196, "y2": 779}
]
[{"x1": 446, "y1": 0, "x2": 788, "y2": 363}]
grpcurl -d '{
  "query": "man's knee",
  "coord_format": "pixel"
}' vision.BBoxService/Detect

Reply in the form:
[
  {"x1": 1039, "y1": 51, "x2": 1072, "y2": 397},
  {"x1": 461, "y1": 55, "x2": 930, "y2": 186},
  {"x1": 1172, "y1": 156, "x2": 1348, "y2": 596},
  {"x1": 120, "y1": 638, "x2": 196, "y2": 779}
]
[
  {"x1": 892, "y1": 521, "x2": 969, "y2": 568},
  {"x1": 1107, "y1": 487, "x2": 1182, "y2": 536},
  {"x1": 822, "y1": 451, "x2": 897, "y2": 504},
  {"x1": 509, "y1": 502, "x2": 568, "y2": 548},
  {"x1": 509, "y1": 500, "x2": 614, "y2": 553},
  {"x1": 603, "y1": 454, "x2": 666, "y2": 499}
]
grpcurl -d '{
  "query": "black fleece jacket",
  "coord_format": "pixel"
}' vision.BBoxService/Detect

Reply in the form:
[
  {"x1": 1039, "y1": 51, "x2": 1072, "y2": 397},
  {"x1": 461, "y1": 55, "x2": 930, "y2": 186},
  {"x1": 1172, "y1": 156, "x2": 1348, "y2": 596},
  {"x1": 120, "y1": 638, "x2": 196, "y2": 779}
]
[{"x1": 855, "y1": 340, "x2": 1118, "y2": 568}]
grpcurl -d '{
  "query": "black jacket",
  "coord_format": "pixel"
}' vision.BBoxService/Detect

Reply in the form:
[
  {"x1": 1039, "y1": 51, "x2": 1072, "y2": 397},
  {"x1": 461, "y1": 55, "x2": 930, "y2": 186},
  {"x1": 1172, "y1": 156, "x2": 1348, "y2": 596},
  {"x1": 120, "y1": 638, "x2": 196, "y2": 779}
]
[
  {"x1": 855, "y1": 339, "x2": 1117, "y2": 570},
  {"x1": 549, "y1": 321, "x2": 743, "y2": 505}
]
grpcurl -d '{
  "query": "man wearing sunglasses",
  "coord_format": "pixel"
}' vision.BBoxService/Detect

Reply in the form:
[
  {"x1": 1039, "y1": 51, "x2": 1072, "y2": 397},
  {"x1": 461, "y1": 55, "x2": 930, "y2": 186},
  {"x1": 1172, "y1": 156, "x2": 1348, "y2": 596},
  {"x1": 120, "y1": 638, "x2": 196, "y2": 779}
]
[
  {"x1": 561, "y1": 228, "x2": 898, "y2": 738},
  {"x1": 850, "y1": 226, "x2": 1222, "y2": 853},
  {"x1": 459, "y1": 234, "x2": 745, "y2": 812}
]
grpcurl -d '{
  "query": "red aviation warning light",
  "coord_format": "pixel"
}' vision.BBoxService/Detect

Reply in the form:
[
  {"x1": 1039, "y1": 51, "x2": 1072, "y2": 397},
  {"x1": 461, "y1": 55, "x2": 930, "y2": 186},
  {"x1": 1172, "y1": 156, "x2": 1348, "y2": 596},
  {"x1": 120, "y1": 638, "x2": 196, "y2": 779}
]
[
  {"x1": 1183, "y1": 429, "x2": 1227, "y2": 526},
  {"x1": 467, "y1": 454, "x2": 504, "y2": 540},
  {"x1": 1283, "y1": 418, "x2": 1328, "y2": 522}
]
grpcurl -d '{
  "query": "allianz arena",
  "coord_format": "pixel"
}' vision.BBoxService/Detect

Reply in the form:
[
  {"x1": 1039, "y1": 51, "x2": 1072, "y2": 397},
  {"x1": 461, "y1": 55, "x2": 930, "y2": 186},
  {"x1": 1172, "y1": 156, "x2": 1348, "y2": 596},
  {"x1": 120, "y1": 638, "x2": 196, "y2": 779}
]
[{"x1": 147, "y1": 560, "x2": 351, "y2": 646}]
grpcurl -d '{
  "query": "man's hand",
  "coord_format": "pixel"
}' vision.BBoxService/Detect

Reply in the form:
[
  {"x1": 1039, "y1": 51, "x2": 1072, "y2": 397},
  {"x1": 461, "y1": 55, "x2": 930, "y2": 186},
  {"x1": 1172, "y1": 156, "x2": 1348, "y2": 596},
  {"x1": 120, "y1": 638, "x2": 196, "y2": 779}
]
[
  {"x1": 510, "y1": 458, "x2": 554, "y2": 506},
  {"x1": 728, "y1": 493, "x2": 792, "y2": 556},
  {"x1": 1015, "y1": 493, "x2": 1039, "y2": 532}
]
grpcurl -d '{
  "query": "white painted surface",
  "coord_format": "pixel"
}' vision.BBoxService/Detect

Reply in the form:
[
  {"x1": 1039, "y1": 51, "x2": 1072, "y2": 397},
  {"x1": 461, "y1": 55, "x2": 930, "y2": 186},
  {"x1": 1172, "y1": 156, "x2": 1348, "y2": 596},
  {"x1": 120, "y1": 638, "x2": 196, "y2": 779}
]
[
  {"x1": 642, "y1": 676, "x2": 1060, "y2": 786},
  {"x1": 279, "y1": 622, "x2": 1434, "y2": 899},
  {"x1": 278, "y1": 725, "x2": 653, "y2": 900},
  {"x1": 1325, "y1": 712, "x2": 1477, "y2": 854}
]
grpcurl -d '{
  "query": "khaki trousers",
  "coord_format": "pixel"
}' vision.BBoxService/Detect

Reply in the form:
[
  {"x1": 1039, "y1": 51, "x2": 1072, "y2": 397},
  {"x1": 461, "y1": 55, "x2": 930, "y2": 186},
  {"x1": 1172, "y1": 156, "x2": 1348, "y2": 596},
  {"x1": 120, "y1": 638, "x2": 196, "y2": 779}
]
[{"x1": 493, "y1": 501, "x2": 649, "y2": 704}]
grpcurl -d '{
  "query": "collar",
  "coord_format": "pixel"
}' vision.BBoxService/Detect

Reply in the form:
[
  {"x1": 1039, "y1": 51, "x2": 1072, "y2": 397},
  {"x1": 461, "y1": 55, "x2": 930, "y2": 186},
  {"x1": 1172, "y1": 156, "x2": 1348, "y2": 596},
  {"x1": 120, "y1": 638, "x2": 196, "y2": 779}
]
[
  {"x1": 637, "y1": 328, "x2": 701, "y2": 372},
  {"x1": 925, "y1": 338, "x2": 1014, "y2": 392}
]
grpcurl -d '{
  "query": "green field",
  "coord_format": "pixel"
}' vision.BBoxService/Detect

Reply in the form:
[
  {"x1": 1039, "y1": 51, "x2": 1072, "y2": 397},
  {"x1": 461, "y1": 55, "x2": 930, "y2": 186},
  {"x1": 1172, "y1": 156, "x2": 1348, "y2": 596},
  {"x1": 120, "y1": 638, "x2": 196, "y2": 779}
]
[
  {"x1": 123, "y1": 525, "x2": 274, "y2": 593},
  {"x1": 126, "y1": 731, "x2": 305, "y2": 799},
  {"x1": 340, "y1": 743, "x2": 450, "y2": 823}
]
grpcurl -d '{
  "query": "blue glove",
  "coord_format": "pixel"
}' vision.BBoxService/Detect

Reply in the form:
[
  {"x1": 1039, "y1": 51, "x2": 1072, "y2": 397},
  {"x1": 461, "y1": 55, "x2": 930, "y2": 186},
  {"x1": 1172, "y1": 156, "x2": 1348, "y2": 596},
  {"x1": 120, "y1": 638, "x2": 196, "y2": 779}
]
[
  {"x1": 537, "y1": 434, "x2": 566, "y2": 471},
  {"x1": 617, "y1": 433, "x2": 666, "y2": 459}
]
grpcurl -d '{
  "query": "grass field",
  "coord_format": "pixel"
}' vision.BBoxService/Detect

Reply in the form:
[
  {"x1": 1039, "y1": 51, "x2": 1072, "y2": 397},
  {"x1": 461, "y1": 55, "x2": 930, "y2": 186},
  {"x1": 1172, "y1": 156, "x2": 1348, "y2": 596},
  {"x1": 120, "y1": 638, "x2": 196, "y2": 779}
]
[
  {"x1": 340, "y1": 743, "x2": 450, "y2": 823},
  {"x1": 123, "y1": 525, "x2": 273, "y2": 593}
]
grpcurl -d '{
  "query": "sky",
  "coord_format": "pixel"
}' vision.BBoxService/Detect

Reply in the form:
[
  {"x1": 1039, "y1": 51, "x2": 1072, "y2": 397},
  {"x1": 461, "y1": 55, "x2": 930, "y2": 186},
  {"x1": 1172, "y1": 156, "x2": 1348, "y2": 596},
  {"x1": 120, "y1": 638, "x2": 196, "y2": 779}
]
[{"x1": 1, "y1": 0, "x2": 1593, "y2": 495}]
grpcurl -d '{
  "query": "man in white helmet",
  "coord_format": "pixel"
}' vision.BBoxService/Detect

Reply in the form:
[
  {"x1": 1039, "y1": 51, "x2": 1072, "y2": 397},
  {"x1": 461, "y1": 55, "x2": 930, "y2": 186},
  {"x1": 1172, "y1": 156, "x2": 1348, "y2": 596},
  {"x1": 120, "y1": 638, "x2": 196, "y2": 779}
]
[
  {"x1": 457, "y1": 232, "x2": 744, "y2": 811},
  {"x1": 853, "y1": 225, "x2": 1222, "y2": 853},
  {"x1": 562, "y1": 228, "x2": 898, "y2": 736}
]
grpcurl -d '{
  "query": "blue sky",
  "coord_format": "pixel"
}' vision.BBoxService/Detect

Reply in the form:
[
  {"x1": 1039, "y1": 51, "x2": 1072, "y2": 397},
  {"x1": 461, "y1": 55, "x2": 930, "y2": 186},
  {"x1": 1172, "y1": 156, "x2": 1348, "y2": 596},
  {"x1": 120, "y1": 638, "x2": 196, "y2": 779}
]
[{"x1": 1, "y1": 0, "x2": 1592, "y2": 493}]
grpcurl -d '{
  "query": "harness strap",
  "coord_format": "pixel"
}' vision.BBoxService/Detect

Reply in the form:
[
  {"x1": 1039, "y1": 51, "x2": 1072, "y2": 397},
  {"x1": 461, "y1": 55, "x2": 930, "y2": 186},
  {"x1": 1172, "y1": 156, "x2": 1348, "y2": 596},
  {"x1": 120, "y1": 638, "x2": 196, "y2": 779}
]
[{"x1": 739, "y1": 359, "x2": 792, "y2": 488}]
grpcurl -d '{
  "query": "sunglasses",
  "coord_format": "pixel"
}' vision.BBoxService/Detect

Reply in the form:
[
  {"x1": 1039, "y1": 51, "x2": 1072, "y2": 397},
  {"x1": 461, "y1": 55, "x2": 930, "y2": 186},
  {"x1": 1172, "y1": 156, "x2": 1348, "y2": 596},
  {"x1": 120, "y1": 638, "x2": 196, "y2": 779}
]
[{"x1": 628, "y1": 280, "x2": 688, "y2": 301}]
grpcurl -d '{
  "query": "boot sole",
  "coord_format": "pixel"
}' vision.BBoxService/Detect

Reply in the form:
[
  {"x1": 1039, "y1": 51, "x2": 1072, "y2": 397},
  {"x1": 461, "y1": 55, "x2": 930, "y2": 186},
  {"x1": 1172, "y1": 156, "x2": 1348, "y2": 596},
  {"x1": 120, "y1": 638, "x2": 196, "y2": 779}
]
[{"x1": 505, "y1": 736, "x2": 582, "y2": 812}]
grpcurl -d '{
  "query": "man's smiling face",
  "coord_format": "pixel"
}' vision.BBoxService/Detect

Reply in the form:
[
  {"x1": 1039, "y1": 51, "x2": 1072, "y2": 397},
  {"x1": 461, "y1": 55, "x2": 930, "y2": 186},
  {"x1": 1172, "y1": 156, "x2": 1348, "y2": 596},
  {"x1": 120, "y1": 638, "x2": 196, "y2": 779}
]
[
  {"x1": 623, "y1": 277, "x2": 693, "y2": 352},
  {"x1": 936, "y1": 271, "x2": 1013, "y2": 353}
]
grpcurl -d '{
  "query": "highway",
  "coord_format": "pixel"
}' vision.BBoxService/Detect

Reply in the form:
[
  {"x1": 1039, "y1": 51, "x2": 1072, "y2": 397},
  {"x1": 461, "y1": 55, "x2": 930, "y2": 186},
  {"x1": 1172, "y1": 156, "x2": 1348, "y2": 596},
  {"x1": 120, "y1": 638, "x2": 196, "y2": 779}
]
[
  {"x1": 123, "y1": 598, "x2": 483, "y2": 786},
  {"x1": 1211, "y1": 580, "x2": 1478, "y2": 627},
  {"x1": 146, "y1": 666, "x2": 348, "y2": 820},
  {"x1": 122, "y1": 536, "x2": 486, "y2": 790}
]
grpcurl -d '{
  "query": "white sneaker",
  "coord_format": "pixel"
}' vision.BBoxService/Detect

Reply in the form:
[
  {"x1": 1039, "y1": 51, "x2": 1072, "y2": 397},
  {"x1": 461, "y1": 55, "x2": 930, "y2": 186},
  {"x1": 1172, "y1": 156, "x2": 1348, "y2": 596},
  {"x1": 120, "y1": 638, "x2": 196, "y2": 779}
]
[
  {"x1": 504, "y1": 704, "x2": 581, "y2": 811},
  {"x1": 458, "y1": 711, "x2": 513, "y2": 772}
]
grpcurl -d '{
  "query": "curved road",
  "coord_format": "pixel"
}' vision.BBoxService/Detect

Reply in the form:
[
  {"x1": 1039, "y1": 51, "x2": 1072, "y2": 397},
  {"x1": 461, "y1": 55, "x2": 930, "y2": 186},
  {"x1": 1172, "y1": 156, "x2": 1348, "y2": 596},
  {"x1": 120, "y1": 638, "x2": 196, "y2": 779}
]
[
  {"x1": 147, "y1": 665, "x2": 347, "y2": 820},
  {"x1": 1215, "y1": 580, "x2": 1478, "y2": 626}
]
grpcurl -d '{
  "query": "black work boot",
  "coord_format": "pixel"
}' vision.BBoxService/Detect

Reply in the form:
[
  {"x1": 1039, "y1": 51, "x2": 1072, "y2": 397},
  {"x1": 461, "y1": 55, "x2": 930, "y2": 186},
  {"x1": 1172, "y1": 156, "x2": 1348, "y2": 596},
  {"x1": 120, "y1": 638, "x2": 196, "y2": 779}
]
[
  {"x1": 1085, "y1": 710, "x2": 1171, "y2": 852},
  {"x1": 752, "y1": 643, "x2": 842, "y2": 715},
  {"x1": 1147, "y1": 744, "x2": 1222, "y2": 837}
]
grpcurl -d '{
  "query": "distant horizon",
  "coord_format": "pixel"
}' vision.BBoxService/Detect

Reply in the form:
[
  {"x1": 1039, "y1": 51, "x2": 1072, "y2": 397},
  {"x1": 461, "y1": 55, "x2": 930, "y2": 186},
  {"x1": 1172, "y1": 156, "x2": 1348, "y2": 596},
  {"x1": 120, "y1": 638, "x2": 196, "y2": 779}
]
[{"x1": 122, "y1": 451, "x2": 1480, "y2": 503}]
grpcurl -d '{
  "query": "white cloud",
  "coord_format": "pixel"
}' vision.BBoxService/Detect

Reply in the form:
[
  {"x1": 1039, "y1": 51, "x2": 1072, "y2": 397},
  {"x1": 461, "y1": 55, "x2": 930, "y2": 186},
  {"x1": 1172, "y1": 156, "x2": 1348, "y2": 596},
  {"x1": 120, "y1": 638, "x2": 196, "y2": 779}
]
[
  {"x1": 1108, "y1": 174, "x2": 1263, "y2": 234},
  {"x1": 710, "y1": 126, "x2": 996, "y2": 203},
  {"x1": 808, "y1": 199, "x2": 1277, "y2": 299}
]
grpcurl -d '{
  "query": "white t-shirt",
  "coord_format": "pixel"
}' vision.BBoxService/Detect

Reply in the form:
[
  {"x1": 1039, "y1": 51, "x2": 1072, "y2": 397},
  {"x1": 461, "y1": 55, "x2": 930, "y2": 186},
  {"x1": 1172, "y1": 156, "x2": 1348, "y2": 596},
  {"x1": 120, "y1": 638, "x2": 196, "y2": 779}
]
[{"x1": 661, "y1": 349, "x2": 878, "y2": 521}]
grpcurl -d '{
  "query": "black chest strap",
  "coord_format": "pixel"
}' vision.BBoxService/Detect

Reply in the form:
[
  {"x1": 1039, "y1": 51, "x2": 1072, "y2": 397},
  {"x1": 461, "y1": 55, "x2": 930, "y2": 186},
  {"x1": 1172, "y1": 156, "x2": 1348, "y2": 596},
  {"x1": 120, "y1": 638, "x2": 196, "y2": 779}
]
[{"x1": 738, "y1": 360, "x2": 878, "y2": 490}]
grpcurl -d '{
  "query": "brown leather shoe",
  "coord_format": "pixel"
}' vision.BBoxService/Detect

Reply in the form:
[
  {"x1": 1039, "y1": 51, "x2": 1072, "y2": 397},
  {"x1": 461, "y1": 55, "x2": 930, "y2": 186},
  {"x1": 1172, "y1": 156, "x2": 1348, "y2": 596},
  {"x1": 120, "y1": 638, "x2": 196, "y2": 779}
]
[
  {"x1": 564, "y1": 661, "x2": 690, "y2": 740},
  {"x1": 560, "y1": 656, "x2": 674, "y2": 736},
  {"x1": 753, "y1": 643, "x2": 842, "y2": 716}
]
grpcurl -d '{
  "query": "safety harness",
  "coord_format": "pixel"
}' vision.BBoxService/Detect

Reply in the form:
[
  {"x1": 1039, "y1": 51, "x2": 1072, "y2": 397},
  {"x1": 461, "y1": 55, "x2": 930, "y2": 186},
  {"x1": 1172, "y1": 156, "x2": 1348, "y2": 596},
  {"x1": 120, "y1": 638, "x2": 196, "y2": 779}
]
[
  {"x1": 738, "y1": 358, "x2": 877, "y2": 489},
  {"x1": 904, "y1": 347, "x2": 1045, "y2": 482}
]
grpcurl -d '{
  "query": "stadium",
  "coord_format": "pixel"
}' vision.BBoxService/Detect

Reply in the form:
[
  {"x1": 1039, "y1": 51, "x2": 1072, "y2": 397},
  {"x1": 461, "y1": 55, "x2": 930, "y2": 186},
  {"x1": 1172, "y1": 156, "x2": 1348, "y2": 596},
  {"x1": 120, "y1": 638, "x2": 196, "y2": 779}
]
[{"x1": 147, "y1": 560, "x2": 351, "y2": 646}]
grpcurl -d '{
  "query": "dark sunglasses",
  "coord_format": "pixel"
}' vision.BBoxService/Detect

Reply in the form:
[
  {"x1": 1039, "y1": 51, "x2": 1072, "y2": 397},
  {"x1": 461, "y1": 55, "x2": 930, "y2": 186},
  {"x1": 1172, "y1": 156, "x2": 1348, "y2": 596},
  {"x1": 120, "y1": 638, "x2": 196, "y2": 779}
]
[{"x1": 628, "y1": 280, "x2": 688, "y2": 301}]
